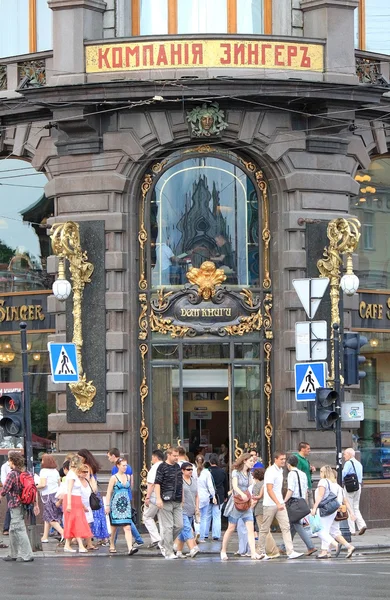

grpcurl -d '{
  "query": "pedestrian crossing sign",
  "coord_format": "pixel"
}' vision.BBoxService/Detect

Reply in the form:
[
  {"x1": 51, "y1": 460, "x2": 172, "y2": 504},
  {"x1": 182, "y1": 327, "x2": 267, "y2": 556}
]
[
  {"x1": 294, "y1": 362, "x2": 327, "y2": 402},
  {"x1": 48, "y1": 342, "x2": 79, "y2": 383}
]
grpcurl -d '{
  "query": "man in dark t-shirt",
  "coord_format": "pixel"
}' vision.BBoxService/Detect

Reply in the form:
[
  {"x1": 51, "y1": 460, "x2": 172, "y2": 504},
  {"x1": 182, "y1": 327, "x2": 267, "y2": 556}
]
[{"x1": 154, "y1": 447, "x2": 183, "y2": 559}]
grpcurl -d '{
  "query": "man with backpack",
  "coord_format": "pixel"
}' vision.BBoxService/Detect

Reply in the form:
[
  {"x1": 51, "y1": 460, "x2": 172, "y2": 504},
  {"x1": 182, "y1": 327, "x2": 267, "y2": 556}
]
[
  {"x1": 342, "y1": 447, "x2": 367, "y2": 536},
  {"x1": 0, "y1": 451, "x2": 38, "y2": 562}
]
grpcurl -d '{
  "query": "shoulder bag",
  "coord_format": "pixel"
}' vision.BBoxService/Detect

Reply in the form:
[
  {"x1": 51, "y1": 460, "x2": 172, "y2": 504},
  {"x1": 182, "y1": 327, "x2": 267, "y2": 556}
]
[
  {"x1": 343, "y1": 460, "x2": 360, "y2": 493},
  {"x1": 285, "y1": 470, "x2": 310, "y2": 523},
  {"x1": 233, "y1": 489, "x2": 252, "y2": 511},
  {"x1": 87, "y1": 479, "x2": 102, "y2": 511},
  {"x1": 318, "y1": 480, "x2": 340, "y2": 517}
]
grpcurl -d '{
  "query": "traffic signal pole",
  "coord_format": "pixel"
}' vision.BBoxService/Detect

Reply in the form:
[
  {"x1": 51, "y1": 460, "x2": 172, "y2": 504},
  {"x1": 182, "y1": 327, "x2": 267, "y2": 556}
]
[
  {"x1": 333, "y1": 322, "x2": 342, "y2": 486},
  {"x1": 20, "y1": 322, "x2": 33, "y2": 475}
]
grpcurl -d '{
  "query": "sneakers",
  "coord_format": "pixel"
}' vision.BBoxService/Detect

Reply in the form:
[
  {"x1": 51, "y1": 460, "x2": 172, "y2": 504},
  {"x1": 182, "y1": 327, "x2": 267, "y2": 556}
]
[
  {"x1": 268, "y1": 553, "x2": 280, "y2": 559},
  {"x1": 175, "y1": 551, "x2": 186, "y2": 558},
  {"x1": 159, "y1": 544, "x2": 166, "y2": 557},
  {"x1": 147, "y1": 541, "x2": 159, "y2": 549},
  {"x1": 2, "y1": 556, "x2": 16, "y2": 561},
  {"x1": 133, "y1": 541, "x2": 144, "y2": 549},
  {"x1": 165, "y1": 553, "x2": 178, "y2": 560},
  {"x1": 188, "y1": 547, "x2": 199, "y2": 558},
  {"x1": 16, "y1": 557, "x2": 34, "y2": 562},
  {"x1": 287, "y1": 551, "x2": 304, "y2": 560}
]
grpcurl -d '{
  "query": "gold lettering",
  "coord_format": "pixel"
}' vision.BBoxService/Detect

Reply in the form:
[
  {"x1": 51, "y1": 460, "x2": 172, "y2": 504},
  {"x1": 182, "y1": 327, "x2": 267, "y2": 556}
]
[
  {"x1": 10, "y1": 307, "x2": 18, "y2": 322},
  {"x1": 0, "y1": 299, "x2": 5, "y2": 323},
  {"x1": 378, "y1": 304, "x2": 383, "y2": 319},
  {"x1": 35, "y1": 305, "x2": 45, "y2": 321},
  {"x1": 20, "y1": 306, "x2": 28, "y2": 320},
  {"x1": 359, "y1": 301, "x2": 366, "y2": 319},
  {"x1": 28, "y1": 305, "x2": 35, "y2": 320}
]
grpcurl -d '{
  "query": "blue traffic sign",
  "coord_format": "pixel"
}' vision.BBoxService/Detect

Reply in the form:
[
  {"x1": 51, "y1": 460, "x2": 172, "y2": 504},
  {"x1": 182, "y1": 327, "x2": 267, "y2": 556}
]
[
  {"x1": 294, "y1": 362, "x2": 327, "y2": 402},
  {"x1": 48, "y1": 342, "x2": 79, "y2": 383}
]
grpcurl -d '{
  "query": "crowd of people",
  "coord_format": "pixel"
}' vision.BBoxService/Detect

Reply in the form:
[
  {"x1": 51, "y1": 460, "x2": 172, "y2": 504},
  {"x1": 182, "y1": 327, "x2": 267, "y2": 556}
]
[{"x1": 0, "y1": 442, "x2": 367, "y2": 563}]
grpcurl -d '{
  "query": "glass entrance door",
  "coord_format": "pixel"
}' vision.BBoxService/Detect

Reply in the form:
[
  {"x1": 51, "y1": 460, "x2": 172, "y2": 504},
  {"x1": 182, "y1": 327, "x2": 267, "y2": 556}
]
[{"x1": 149, "y1": 340, "x2": 263, "y2": 465}]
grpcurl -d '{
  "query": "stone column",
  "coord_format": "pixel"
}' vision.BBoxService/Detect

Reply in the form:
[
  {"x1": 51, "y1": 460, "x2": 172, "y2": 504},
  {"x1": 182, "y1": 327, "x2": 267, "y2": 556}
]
[
  {"x1": 48, "y1": 0, "x2": 106, "y2": 85},
  {"x1": 300, "y1": 0, "x2": 359, "y2": 84}
]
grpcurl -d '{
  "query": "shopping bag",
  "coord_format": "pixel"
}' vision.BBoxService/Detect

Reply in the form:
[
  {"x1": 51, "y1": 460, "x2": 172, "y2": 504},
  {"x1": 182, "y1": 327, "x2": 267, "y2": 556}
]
[{"x1": 308, "y1": 513, "x2": 322, "y2": 534}]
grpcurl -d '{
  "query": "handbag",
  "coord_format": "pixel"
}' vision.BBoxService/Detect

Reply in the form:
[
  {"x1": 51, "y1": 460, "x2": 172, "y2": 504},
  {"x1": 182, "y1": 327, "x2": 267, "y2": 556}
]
[
  {"x1": 87, "y1": 479, "x2": 102, "y2": 511},
  {"x1": 285, "y1": 470, "x2": 310, "y2": 523},
  {"x1": 233, "y1": 490, "x2": 252, "y2": 512},
  {"x1": 318, "y1": 480, "x2": 340, "y2": 517},
  {"x1": 334, "y1": 503, "x2": 349, "y2": 522},
  {"x1": 343, "y1": 460, "x2": 360, "y2": 493}
]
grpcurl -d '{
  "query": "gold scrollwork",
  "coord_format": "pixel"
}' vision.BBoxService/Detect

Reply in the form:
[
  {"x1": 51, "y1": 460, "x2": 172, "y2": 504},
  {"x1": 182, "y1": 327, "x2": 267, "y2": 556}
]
[
  {"x1": 186, "y1": 261, "x2": 226, "y2": 300},
  {"x1": 150, "y1": 311, "x2": 191, "y2": 338},
  {"x1": 263, "y1": 340, "x2": 273, "y2": 465},
  {"x1": 139, "y1": 342, "x2": 149, "y2": 502},
  {"x1": 223, "y1": 310, "x2": 262, "y2": 336},
  {"x1": 50, "y1": 221, "x2": 96, "y2": 412},
  {"x1": 138, "y1": 294, "x2": 148, "y2": 340},
  {"x1": 234, "y1": 438, "x2": 243, "y2": 459}
]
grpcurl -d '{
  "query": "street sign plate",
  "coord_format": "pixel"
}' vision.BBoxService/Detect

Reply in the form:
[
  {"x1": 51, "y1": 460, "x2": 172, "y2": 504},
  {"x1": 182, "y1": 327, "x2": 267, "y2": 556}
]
[
  {"x1": 48, "y1": 342, "x2": 79, "y2": 383},
  {"x1": 292, "y1": 278, "x2": 329, "y2": 319},
  {"x1": 295, "y1": 321, "x2": 327, "y2": 361},
  {"x1": 294, "y1": 362, "x2": 327, "y2": 402},
  {"x1": 341, "y1": 402, "x2": 364, "y2": 422}
]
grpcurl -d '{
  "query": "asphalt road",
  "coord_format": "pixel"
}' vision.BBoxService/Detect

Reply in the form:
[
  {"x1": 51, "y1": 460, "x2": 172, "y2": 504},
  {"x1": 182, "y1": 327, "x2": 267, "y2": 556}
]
[{"x1": 1, "y1": 554, "x2": 390, "y2": 600}]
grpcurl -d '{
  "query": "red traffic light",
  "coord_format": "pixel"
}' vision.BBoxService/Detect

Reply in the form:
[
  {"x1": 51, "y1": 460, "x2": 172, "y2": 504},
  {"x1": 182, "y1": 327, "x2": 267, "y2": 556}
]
[{"x1": 0, "y1": 393, "x2": 24, "y2": 436}]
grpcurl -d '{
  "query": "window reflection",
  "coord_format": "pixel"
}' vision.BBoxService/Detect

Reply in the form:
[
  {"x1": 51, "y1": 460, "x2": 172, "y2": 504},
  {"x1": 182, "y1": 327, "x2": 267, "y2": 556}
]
[
  {"x1": 177, "y1": 0, "x2": 227, "y2": 34},
  {"x1": 237, "y1": 0, "x2": 264, "y2": 34},
  {"x1": 350, "y1": 157, "x2": 390, "y2": 289},
  {"x1": 140, "y1": 0, "x2": 168, "y2": 35},
  {"x1": 150, "y1": 156, "x2": 260, "y2": 288},
  {"x1": 0, "y1": 159, "x2": 52, "y2": 293}
]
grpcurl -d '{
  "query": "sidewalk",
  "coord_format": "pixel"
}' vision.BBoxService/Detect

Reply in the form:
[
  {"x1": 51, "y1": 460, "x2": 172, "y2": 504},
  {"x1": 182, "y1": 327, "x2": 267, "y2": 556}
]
[{"x1": 1, "y1": 527, "x2": 389, "y2": 558}]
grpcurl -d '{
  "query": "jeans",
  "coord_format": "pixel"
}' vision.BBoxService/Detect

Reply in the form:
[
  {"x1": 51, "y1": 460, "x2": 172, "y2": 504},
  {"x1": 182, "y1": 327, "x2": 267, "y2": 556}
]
[
  {"x1": 199, "y1": 505, "x2": 210, "y2": 540},
  {"x1": 280, "y1": 521, "x2": 315, "y2": 552},
  {"x1": 177, "y1": 513, "x2": 194, "y2": 542},
  {"x1": 204, "y1": 503, "x2": 222, "y2": 540},
  {"x1": 3, "y1": 495, "x2": 11, "y2": 532}
]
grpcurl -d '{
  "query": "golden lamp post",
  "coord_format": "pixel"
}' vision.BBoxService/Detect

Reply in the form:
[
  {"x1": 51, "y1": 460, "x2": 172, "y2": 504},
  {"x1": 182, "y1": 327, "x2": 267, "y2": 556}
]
[{"x1": 50, "y1": 221, "x2": 96, "y2": 412}]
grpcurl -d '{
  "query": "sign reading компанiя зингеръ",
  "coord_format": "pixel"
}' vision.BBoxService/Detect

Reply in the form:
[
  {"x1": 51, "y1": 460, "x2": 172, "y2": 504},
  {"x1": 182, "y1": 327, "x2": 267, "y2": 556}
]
[{"x1": 85, "y1": 39, "x2": 324, "y2": 73}]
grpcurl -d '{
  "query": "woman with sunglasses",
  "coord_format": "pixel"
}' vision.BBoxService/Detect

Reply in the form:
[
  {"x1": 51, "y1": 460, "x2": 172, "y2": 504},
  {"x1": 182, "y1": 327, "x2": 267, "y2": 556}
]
[
  {"x1": 78, "y1": 465, "x2": 98, "y2": 551},
  {"x1": 77, "y1": 449, "x2": 109, "y2": 546},
  {"x1": 174, "y1": 462, "x2": 200, "y2": 558},
  {"x1": 63, "y1": 456, "x2": 92, "y2": 553},
  {"x1": 105, "y1": 458, "x2": 138, "y2": 555}
]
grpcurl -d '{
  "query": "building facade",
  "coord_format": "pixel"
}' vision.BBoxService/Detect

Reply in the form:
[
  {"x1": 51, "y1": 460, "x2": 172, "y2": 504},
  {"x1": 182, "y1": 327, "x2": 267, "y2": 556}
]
[{"x1": 1, "y1": 0, "x2": 390, "y2": 525}]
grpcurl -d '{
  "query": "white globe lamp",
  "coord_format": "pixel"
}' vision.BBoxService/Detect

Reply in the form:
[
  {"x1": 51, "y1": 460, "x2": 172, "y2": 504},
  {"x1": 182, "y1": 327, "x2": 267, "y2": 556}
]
[
  {"x1": 340, "y1": 254, "x2": 359, "y2": 296},
  {"x1": 52, "y1": 258, "x2": 72, "y2": 301}
]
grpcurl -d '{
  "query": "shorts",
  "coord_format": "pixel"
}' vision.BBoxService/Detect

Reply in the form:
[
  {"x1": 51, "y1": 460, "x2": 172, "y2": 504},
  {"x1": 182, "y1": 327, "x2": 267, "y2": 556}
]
[
  {"x1": 177, "y1": 513, "x2": 194, "y2": 542},
  {"x1": 228, "y1": 513, "x2": 254, "y2": 525}
]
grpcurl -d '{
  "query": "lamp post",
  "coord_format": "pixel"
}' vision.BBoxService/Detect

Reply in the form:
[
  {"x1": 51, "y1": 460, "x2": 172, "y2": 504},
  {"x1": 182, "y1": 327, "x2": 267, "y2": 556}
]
[
  {"x1": 50, "y1": 221, "x2": 96, "y2": 412},
  {"x1": 317, "y1": 217, "x2": 361, "y2": 483}
]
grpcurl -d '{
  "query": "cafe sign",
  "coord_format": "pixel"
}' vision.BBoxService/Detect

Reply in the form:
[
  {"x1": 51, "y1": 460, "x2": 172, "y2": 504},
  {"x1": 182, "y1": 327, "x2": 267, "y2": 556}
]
[
  {"x1": 352, "y1": 290, "x2": 390, "y2": 332},
  {"x1": 86, "y1": 38, "x2": 324, "y2": 73},
  {"x1": 150, "y1": 261, "x2": 270, "y2": 338}
]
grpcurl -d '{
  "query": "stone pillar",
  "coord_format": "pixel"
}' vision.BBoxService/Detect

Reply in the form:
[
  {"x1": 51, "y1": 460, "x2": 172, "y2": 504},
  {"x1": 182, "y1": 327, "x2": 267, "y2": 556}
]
[
  {"x1": 300, "y1": 0, "x2": 359, "y2": 84},
  {"x1": 48, "y1": 0, "x2": 106, "y2": 85}
]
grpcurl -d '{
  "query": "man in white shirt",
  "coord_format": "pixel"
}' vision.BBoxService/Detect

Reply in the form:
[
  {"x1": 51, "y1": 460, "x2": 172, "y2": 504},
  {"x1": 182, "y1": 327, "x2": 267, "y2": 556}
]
[
  {"x1": 143, "y1": 449, "x2": 164, "y2": 549},
  {"x1": 1, "y1": 459, "x2": 11, "y2": 538},
  {"x1": 257, "y1": 452, "x2": 303, "y2": 560},
  {"x1": 342, "y1": 448, "x2": 367, "y2": 536}
]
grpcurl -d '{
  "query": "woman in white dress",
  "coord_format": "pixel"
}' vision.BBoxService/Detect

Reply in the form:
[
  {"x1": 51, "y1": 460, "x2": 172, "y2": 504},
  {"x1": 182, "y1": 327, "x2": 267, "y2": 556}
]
[{"x1": 78, "y1": 464, "x2": 98, "y2": 551}]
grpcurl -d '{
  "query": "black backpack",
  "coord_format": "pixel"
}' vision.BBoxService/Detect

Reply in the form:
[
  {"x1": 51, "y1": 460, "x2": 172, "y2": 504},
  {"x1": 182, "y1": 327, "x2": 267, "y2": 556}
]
[{"x1": 344, "y1": 459, "x2": 360, "y2": 493}]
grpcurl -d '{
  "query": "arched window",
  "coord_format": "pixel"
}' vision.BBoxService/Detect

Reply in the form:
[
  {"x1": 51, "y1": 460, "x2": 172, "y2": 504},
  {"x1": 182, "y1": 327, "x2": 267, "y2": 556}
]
[
  {"x1": 131, "y1": 0, "x2": 272, "y2": 36},
  {"x1": 148, "y1": 154, "x2": 260, "y2": 289}
]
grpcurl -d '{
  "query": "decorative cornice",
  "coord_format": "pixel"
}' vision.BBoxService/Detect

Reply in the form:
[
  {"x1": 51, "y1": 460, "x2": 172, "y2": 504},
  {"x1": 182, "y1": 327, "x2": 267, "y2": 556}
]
[{"x1": 48, "y1": 0, "x2": 106, "y2": 11}]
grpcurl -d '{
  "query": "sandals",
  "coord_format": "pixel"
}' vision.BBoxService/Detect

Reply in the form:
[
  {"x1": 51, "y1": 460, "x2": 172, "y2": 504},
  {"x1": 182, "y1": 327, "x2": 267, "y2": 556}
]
[
  {"x1": 220, "y1": 551, "x2": 228, "y2": 561},
  {"x1": 251, "y1": 553, "x2": 264, "y2": 560},
  {"x1": 316, "y1": 553, "x2": 331, "y2": 559},
  {"x1": 109, "y1": 548, "x2": 117, "y2": 554},
  {"x1": 335, "y1": 543, "x2": 342, "y2": 558},
  {"x1": 346, "y1": 546, "x2": 355, "y2": 558}
]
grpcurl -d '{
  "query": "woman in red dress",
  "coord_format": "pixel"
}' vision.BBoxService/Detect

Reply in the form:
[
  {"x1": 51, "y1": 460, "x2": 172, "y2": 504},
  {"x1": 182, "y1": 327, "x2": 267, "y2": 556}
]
[{"x1": 63, "y1": 456, "x2": 92, "y2": 553}]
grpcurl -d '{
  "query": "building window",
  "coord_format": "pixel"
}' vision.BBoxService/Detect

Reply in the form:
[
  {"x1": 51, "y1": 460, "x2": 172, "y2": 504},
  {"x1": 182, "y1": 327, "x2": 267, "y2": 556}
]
[
  {"x1": 351, "y1": 157, "x2": 390, "y2": 290},
  {"x1": 132, "y1": 0, "x2": 270, "y2": 36},
  {"x1": 0, "y1": 0, "x2": 52, "y2": 59},
  {"x1": 149, "y1": 154, "x2": 260, "y2": 289},
  {"x1": 356, "y1": 0, "x2": 390, "y2": 54}
]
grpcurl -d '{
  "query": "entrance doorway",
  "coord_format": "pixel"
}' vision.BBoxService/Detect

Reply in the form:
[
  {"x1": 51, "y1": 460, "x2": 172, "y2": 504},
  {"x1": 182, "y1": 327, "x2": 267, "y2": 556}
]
[{"x1": 149, "y1": 341, "x2": 264, "y2": 466}]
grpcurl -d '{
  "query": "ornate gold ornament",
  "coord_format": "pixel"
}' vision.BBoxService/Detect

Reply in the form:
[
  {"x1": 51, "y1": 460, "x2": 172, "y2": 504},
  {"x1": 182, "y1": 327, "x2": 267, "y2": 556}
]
[
  {"x1": 317, "y1": 217, "x2": 361, "y2": 384},
  {"x1": 139, "y1": 343, "x2": 149, "y2": 501},
  {"x1": 186, "y1": 261, "x2": 226, "y2": 300},
  {"x1": 186, "y1": 102, "x2": 228, "y2": 137},
  {"x1": 234, "y1": 437, "x2": 243, "y2": 459},
  {"x1": 50, "y1": 221, "x2": 96, "y2": 412}
]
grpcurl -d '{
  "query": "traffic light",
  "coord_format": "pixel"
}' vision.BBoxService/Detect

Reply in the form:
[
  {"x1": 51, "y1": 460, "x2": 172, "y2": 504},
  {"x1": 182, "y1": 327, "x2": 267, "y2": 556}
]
[
  {"x1": 315, "y1": 388, "x2": 339, "y2": 431},
  {"x1": 343, "y1": 332, "x2": 368, "y2": 386},
  {"x1": 0, "y1": 393, "x2": 24, "y2": 436}
]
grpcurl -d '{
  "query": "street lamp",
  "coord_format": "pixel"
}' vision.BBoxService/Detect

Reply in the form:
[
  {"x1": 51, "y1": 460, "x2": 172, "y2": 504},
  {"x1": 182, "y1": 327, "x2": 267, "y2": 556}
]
[
  {"x1": 340, "y1": 253, "x2": 360, "y2": 296},
  {"x1": 50, "y1": 221, "x2": 96, "y2": 412}
]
